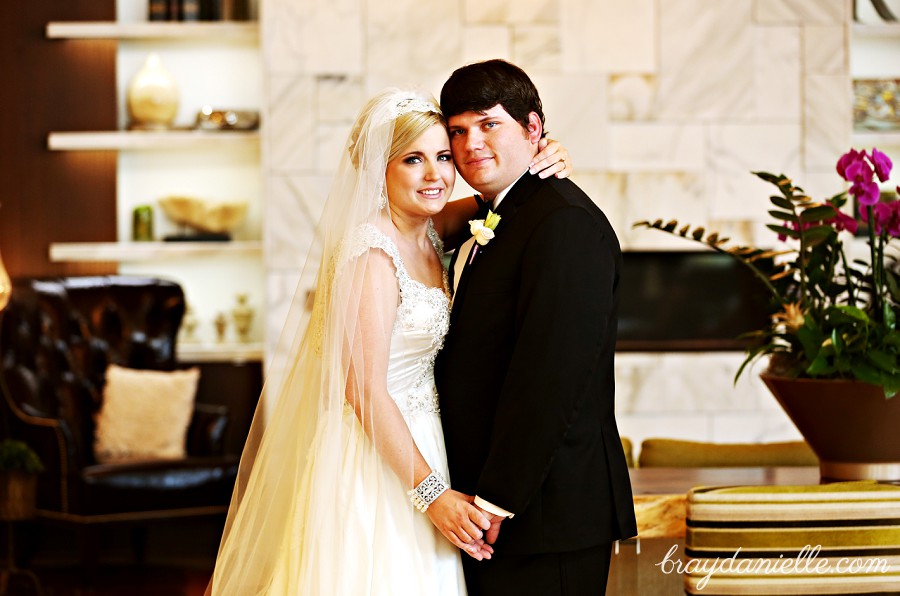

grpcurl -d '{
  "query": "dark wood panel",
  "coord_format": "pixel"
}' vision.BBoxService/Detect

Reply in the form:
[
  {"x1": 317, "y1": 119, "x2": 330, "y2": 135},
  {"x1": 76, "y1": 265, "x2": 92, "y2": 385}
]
[{"x1": 0, "y1": 1, "x2": 117, "y2": 278}]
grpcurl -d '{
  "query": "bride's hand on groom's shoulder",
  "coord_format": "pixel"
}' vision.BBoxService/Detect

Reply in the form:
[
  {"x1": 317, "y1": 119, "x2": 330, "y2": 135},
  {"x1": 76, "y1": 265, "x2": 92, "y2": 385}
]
[
  {"x1": 530, "y1": 138, "x2": 573, "y2": 180},
  {"x1": 425, "y1": 490, "x2": 494, "y2": 560}
]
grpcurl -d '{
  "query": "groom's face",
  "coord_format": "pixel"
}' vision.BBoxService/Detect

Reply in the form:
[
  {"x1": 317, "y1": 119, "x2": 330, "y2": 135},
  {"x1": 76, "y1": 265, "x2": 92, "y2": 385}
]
[{"x1": 447, "y1": 104, "x2": 541, "y2": 199}]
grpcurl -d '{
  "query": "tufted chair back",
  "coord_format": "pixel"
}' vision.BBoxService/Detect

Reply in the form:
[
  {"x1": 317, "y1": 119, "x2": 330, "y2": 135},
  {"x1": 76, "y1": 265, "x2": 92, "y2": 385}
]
[{"x1": 1, "y1": 277, "x2": 184, "y2": 472}]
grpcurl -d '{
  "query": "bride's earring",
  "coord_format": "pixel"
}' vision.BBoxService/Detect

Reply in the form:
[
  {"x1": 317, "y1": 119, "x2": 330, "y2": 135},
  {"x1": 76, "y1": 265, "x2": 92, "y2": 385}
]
[{"x1": 379, "y1": 194, "x2": 388, "y2": 210}]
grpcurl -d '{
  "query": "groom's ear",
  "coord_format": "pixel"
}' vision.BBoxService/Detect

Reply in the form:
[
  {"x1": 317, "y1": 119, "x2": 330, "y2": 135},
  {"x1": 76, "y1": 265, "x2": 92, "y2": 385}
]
[{"x1": 525, "y1": 111, "x2": 543, "y2": 144}]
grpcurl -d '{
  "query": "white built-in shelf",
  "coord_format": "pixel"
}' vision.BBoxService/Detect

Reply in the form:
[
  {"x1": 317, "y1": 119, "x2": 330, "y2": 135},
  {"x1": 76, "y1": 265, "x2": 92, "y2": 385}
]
[
  {"x1": 46, "y1": 21, "x2": 258, "y2": 41},
  {"x1": 49, "y1": 241, "x2": 262, "y2": 263},
  {"x1": 852, "y1": 131, "x2": 900, "y2": 147},
  {"x1": 853, "y1": 23, "x2": 900, "y2": 39},
  {"x1": 177, "y1": 342, "x2": 263, "y2": 363},
  {"x1": 47, "y1": 130, "x2": 259, "y2": 151}
]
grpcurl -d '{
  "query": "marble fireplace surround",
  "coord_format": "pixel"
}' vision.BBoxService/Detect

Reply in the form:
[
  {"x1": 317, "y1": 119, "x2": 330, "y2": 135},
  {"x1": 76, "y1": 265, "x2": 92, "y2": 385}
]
[{"x1": 259, "y1": 0, "x2": 852, "y2": 446}]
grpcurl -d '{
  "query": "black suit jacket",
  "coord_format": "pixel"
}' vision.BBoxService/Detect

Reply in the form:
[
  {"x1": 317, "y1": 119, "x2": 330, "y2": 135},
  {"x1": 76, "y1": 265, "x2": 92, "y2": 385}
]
[{"x1": 435, "y1": 173, "x2": 637, "y2": 556}]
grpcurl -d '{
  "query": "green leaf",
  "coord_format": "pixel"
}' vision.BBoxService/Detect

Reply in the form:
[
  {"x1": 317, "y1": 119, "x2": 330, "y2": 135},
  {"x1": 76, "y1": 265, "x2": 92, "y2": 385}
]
[
  {"x1": 769, "y1": 195, "x2": 794, "y2": 210},
  {"x1": 799, "y1": 205, "x2": 837, "y2": 222},
  {"x1": 831, "y1": 329, "x2": 844, "y2": 355},
  {"x1": 852, "y1": 362, "x2": 884, "y2": 385},
  {"x1": 869, "y1": 349, "x2": 899, "y2": 373},
  {"x1": 807, "y1": 352, "x2": 834, "y2": 375},
  {"x1": 768, "y1": 210, "x2": 797, "y2": 222},
  {"x1": 796, "y1": 325, "x2": 823, "y2": 360},
  {"x1": 834, "y1": 305, "x2": 871, "y2": 322},
  {"x1": 753, "y1": 171, "x2": 782, "y2": 184},
  {"x1": 767, "y1": 224, "x2": 799, "y2": 239},
  {"x1": 801, "y1": 225, "x2": 836, "y2": 246}
]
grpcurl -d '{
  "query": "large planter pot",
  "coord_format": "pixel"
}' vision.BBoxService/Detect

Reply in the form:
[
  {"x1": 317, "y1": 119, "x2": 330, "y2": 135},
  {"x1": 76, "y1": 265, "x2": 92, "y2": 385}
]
[{"x1": 761, "y1": 373, "x2": 900, "y2": 482}]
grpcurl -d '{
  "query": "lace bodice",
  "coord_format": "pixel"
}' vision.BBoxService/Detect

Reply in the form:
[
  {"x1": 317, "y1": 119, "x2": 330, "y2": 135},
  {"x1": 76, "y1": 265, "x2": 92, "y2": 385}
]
[{"x1": 341, "y1": 221, "x2": 450, "y2": 416}]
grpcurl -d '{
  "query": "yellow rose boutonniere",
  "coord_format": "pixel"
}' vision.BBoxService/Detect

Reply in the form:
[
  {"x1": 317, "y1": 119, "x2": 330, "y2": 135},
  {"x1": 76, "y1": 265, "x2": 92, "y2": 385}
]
[
  {"x1": 469, "y1": 210, "x2": 501, "y2": 246},
  {"x1": 467, "y1": 210, "x2": 501, "y2": 265}
]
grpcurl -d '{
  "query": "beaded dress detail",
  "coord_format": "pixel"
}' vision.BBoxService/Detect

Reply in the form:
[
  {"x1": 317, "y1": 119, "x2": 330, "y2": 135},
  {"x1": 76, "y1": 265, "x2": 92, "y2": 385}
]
[{"x1": 341, "y1": 221, "x2": 450, "y2": 416}]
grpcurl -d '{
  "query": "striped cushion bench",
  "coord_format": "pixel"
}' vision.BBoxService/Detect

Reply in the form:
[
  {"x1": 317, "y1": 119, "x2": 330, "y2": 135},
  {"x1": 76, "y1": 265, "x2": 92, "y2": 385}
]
[{"x1": 683, "y1": 481, "x2": 900, "y2": 594}]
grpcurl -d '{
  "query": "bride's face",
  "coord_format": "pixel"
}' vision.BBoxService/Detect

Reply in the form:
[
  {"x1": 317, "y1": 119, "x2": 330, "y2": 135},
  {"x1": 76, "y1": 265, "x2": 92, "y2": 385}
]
[{"x1": 385, "y1": 123, "x2": 455, "y2": 219}]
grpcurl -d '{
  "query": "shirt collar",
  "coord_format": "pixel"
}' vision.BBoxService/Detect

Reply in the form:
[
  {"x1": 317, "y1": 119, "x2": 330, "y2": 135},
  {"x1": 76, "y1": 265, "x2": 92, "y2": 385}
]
[{"x1": 491, "y1": 169, "x2": 530, "y2": 210}]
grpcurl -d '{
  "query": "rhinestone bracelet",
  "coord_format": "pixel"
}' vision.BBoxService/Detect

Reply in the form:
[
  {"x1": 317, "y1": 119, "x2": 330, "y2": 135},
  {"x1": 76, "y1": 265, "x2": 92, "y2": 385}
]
[{"x1": 407, "y1": 470, "x2": 449, "y2": 512}]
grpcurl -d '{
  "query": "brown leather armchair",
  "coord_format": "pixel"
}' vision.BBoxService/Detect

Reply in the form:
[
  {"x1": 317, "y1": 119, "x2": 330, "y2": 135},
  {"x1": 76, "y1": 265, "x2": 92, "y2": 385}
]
[{"x1": 0, "y1": 276, "x2": 239, "y2": 572}]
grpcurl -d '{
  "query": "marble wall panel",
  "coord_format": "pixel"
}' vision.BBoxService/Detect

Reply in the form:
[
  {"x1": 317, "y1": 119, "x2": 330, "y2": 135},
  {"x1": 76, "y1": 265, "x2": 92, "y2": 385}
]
[
  {"x1": 560, "y1": 0, "x2": 655, "y2": 73},
  {"x1": 264, "y1": 269, "x2": 303, "y2": 366},
  {"x1": 461, "y1": 26, "x2": 513, "y2": 65},
  {"x1": 366, "y1": 0, "x2": 463, "y2": 96},
  {"x1": 265, "y1": 174, "x2": 330, "y2": 270},
  {"x1": 706, "y1": 124, "x2": 803, "y2": 220},
  {"x1": 464, "y1": 0, "x2": 558, "y2": 25},
  {"x1": 754, "y1": 0, "x2": 846, "y2": 25},
  {"x1": 316, "y1": 75, "x2": 364, "y2": 124},
  {"x1": 530, "y1": 73, "x2": 609, "y2": 169},
  {"x1": 656, "y1": 0, "x2": 754, "y2": 121},
  {"x1": 804, "y1": 74, "x2": 853, "y2": 170},
  {"x1": 567, "y1": 172, "x2": 628, "y2": 238},
  {"x1": 512, "y1": 26, "x2": 561, "y2": 72},
  {"x1": 616, "y1": 353, "x2": 768, "y2": 414},
  {"x1": 805, "y1": 25, "x2": 846, "y2": 75},
  {"x1": 608, "y1": 124, "x2": 706, "y2": 172},
  {"x1": 754, "y1": 26, "x2": 802, "y2": 121},
  {"x1": 619, "y1": 173, "x2": 710, "y2": 250},
  {"x1": 316, "y1": 123, "x2": 353, "y2": 173},
  {"x1": 268, "y1": 75, "x2": 317, "y2": 173},
  {"x1": 264, "y1": 0, "x2": 363, "y2": 75},
  {"x1": 609, "y1": 75, "x2": 656, "y2": 122}
]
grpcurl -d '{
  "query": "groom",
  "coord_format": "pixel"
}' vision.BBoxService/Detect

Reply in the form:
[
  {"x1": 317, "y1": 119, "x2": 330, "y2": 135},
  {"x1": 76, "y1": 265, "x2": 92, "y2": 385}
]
[{"x1": 434, "y1": 60, "x2": 637, "y2": 595}]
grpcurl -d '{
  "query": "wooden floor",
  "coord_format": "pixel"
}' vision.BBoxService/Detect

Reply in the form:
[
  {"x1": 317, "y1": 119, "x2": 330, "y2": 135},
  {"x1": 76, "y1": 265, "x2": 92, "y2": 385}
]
[
  {"x1": 4, "y1": 564, "x2": 210, "y2": 596},
  {"x1": 1, "y1": 517, "x2": 222, "y2": 596}
]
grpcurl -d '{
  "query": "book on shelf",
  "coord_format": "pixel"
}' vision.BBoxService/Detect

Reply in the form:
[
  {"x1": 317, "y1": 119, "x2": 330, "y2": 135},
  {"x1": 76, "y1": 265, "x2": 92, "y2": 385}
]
[{"x1": 147, "y1": 0, "x2": 252, "y2": 21}]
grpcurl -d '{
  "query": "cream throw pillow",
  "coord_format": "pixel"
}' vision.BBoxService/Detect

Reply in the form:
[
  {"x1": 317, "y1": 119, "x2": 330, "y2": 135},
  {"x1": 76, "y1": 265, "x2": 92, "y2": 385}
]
[{"x1": 94, "y1": 364, "x2": 200, "y2": 464}]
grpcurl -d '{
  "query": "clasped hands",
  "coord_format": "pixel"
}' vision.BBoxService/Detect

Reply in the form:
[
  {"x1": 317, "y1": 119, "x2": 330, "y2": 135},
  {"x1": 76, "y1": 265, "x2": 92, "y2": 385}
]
[{"x1": 426, "y1": 490, "x2": 505, "y2": 560}]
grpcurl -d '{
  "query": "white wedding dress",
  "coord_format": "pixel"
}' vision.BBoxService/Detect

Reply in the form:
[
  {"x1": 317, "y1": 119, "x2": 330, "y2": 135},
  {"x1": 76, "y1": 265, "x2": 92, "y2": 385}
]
[{"x1": 268, "y1": 221, "x2": 467, "y2": 596}]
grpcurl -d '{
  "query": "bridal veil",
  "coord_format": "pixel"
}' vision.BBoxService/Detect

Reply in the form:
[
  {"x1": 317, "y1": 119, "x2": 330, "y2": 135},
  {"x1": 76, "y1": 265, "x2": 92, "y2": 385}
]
[{"x1": 207, "y1": 89, "x2": 446, "y2": 594}]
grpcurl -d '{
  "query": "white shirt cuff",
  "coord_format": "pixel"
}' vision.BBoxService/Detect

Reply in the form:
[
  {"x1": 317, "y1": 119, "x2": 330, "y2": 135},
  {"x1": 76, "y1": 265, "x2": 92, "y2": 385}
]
[{"x1": 475, "y1": 496, "x2": 514, "y2": 518}]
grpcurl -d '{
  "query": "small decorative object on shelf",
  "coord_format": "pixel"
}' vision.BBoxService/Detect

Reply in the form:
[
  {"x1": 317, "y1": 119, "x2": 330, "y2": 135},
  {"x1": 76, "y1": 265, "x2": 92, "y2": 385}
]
[
  {"x1": 132, "y1": 205, "x2": 155, "y2": 241},
  {"x1": 182, "y1": 0, "x2": 201, "y2": 21},
  {"x1": 158, "y1": 195, "x2": 247, "y2": 240},
  {"x1": 232, "y1": 293, "x2": 254, "y2": 342},
  {"x1": 196, "y1": 106, "x2": 259, "y2": 131},
  {"x1": 149, "y1": 0, "x2": 169, "y2": 20},
  {"x1": 146, "y1": 0, "x2": 255, "y2": 21},
  {"x1": 127, "y1": 53, "x2": 179, "y2": 130},
  {"x1": 214, "y1": 312, "x2": 228, "y2": 342},
  {"x1": 181, "y1": 305, "x2": 199, "y2": 341},
  {"x1": 854, "y1": 79, "x2": 900, "y2": 131}
]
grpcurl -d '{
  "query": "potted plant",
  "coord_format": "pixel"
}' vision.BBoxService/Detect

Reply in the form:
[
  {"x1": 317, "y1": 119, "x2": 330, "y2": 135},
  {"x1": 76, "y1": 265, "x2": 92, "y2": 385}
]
[
  {"x1": 635, "y1": 147, "x2": 900, "y2": 481},
  {"x1": 0, "y1": 438, "x2": 43, "y2": 520}
]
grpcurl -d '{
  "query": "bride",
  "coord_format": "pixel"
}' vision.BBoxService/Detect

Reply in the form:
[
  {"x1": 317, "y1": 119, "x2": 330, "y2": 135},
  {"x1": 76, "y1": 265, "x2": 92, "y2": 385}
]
[{"x1": 207, "y1": 88, "x2": 570, "y2": 595}]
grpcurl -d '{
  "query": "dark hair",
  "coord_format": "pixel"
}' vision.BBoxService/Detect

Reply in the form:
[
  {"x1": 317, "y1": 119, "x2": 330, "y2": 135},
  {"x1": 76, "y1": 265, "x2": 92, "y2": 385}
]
[{"x1": 440, "y1": 59, "x2": 546, "y2": 137}]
